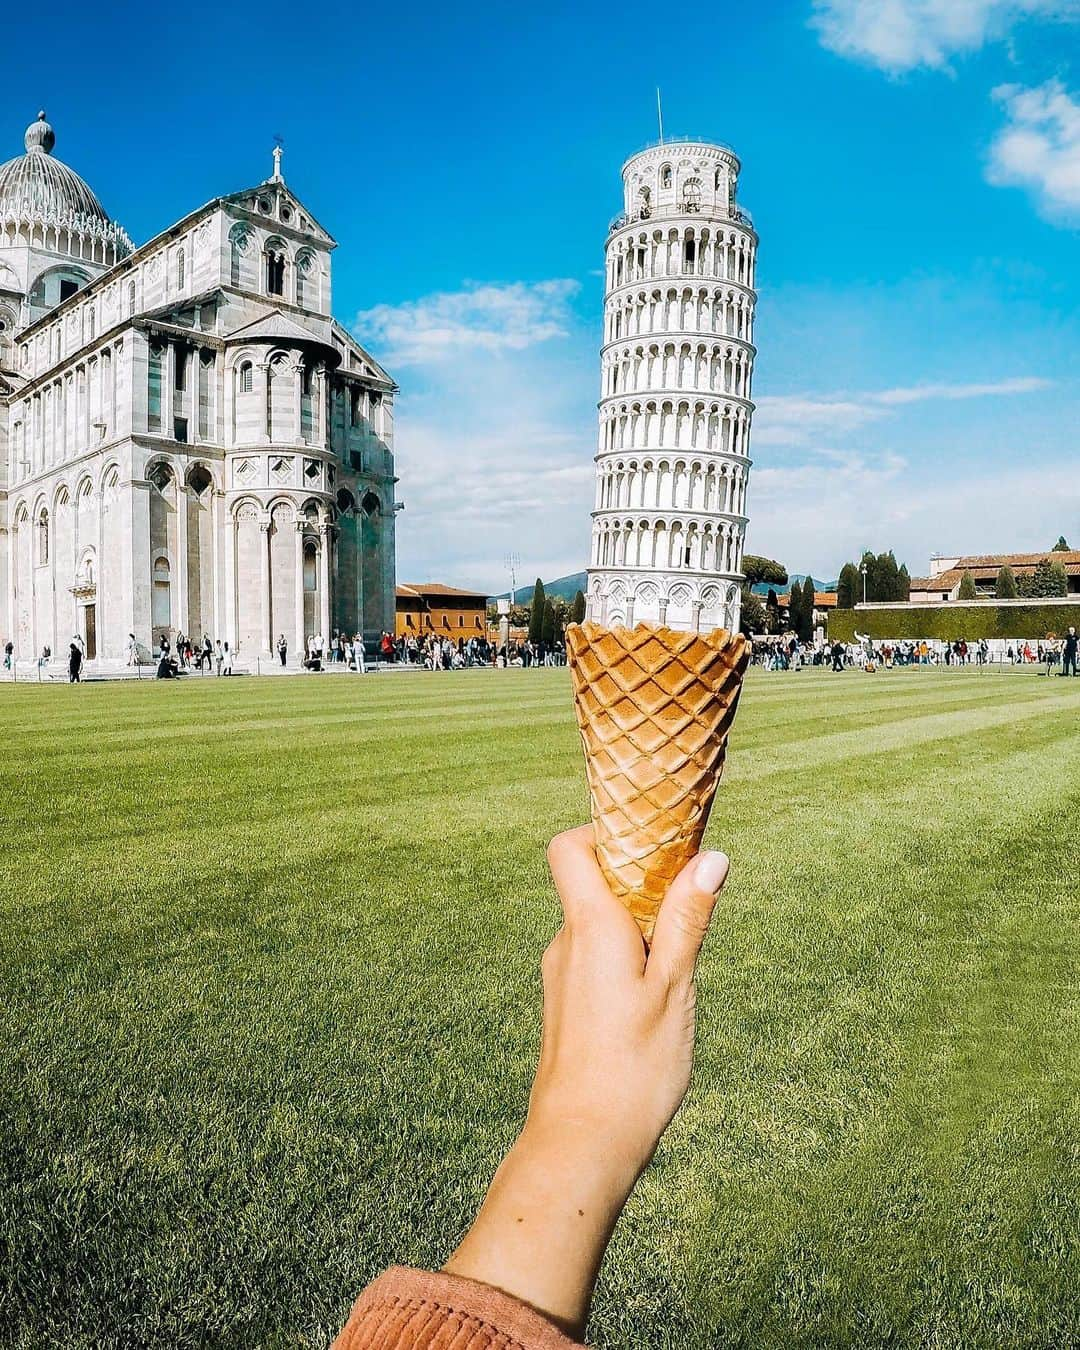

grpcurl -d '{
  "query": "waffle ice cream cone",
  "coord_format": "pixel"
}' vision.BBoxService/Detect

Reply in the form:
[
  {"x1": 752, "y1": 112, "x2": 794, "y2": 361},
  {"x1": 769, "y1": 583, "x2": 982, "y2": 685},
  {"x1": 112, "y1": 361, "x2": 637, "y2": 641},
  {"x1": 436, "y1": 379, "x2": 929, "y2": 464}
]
[{"x1": 566, "y1": 621, "x2": 749, "y2": 942}]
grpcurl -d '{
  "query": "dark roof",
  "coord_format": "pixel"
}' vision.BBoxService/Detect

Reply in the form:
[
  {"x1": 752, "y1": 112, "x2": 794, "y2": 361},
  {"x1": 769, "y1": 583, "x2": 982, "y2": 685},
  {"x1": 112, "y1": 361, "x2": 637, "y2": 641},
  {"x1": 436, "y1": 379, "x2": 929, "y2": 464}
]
[
  {"x1": 397, "y1": 583, "x2": 489, "y2": 600},
  {"x1": 933, "y1": 552, "x2": 1080, "y2": 592}
]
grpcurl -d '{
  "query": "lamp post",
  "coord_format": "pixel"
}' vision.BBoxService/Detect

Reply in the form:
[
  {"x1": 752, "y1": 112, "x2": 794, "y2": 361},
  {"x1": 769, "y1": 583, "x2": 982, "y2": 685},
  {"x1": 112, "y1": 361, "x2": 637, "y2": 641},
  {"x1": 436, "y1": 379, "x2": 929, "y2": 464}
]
[{"x1": 860, "y1": 562, "x2": 868, "y2": 605}]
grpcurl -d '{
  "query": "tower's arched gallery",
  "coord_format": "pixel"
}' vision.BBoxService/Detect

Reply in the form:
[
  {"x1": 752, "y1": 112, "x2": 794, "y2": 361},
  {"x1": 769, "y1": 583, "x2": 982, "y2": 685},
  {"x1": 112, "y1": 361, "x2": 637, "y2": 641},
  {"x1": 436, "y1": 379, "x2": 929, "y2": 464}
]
[
  {"x1": 586, "y1": 139, "x2": 757, "y2": 633},
  {"x1": 0, "y1": 113, "x2": 396, "y2": 664}
]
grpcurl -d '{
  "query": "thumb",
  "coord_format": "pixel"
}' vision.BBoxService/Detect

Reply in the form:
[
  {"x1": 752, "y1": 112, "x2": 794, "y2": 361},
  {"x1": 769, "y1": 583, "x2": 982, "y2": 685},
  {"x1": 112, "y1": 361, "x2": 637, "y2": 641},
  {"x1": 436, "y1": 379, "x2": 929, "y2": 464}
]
[{"x1": 647, "y1": 850, "x2": 729, "y2": 988}]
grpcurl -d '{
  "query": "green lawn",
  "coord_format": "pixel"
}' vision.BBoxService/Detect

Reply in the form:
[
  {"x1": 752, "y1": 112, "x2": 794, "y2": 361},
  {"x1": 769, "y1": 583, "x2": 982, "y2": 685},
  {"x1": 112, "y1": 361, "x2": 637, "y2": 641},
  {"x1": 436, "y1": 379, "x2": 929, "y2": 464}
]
[{"x1": 1, "y1": 667, "x2": 1078, "y2": 1349}]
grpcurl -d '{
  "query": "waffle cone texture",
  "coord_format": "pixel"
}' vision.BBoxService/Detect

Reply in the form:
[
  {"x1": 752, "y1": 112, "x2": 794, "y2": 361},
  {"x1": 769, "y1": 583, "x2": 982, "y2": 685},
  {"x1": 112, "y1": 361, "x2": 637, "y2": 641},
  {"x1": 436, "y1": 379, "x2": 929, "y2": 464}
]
[{"x1": 566, "y1": 621, "x2": 749, "y2": 942}]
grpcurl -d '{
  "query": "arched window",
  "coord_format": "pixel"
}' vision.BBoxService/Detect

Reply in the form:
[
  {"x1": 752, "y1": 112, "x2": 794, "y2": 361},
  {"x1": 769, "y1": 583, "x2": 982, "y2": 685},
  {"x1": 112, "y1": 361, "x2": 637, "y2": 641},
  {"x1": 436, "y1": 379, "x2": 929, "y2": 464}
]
[
  {"x1": 265, "y1": 244, "x2": 286, "y2": 297},
  {"x1": 661, "y1": 164, "x2": 672, "y2": 189},
  {"x1": 239, "y1": 361, "x2": 253, "y2": 394},
  {"x1": 152, "y1": 555, "x2": 171, "y2": 630},
  {"x1": 229, "y1": 224, "x2": 251, "y2": 288},
  {"x1": 176, "y1": 249, "x2": 185, "y2": 290},
  {"x1": 295, "y1": 251, "x2": 314, "y2": 308},
  {"x1": 683, "y1": 178, "x2": 701, "y2": 212},
  {"x1": 37, "y1": 509, "x2": 49, "y2": 565}
]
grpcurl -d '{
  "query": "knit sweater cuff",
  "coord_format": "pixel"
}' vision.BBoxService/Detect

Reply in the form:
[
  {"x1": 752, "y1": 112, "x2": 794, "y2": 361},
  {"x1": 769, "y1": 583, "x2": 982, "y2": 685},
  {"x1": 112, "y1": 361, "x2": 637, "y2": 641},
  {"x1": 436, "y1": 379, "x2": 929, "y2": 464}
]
[{"x1": 332, "y1": 1265, "x2": 582, "y2": 1348}]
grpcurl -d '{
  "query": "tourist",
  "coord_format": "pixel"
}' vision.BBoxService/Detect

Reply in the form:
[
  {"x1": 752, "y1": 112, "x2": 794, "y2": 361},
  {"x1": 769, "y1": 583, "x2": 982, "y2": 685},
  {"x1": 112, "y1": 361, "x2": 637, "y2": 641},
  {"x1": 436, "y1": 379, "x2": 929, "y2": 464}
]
[
  {"x1": 68, "y1": 640, "x2": 82, "y2": 683},
  {"x1": 202, "y1": 635, "x2": 213, "y2": 669},
  {"x1": 333, "y1": 825, "x2": 727, "y2": 1348},
  {"x1": 277, "y1": 634, "x2": 288, "y2": 667},
  {"x1": 125, "y1": 633, "x2": 138, "y2": 666},
  {"x1": 223, "y1": 641, "x2": 234, "y2": 675},
  {"x1": 1063, "y1": 627, "x2": 1078, "y2": 677},
  {"x1": 830, "y1": 640, "x2": 844, "y2": 673},
  {"x1": 3, "y1": 640, "x2": 12, "y2": 671},
  {"x1": 352, "y1": 633, "x2": 366, "y2": 673},
  {"x1": 1045, "y1": 641, "x2": 1059, "y2": 676},
  {"x1": 214, "y1": 640, "x2": 224, "y2": 677}
]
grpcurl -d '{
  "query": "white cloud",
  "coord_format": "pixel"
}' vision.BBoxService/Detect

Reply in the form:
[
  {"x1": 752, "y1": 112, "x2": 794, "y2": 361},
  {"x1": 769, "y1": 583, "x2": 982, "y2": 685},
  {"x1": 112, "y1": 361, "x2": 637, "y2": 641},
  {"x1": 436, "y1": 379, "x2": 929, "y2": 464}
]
[
  {"x1": 753, "y1": 376, "x2": 1050, "y2": 446},
  {"x1": 988, "y1": 79, "x2": 1080, "y2": 220},
  {"x1": 747, "y1": 451, "x2": 1080, "y2": 579},
  {"x1": 811, "y1": 0, "x2": 1078, "y2": 73},
  {"x1": 354, "y1": 279, "x2": 581, "y2": 367},
  {"x1": 354, "y1": 279, "x2": 598, "y2": 591}
]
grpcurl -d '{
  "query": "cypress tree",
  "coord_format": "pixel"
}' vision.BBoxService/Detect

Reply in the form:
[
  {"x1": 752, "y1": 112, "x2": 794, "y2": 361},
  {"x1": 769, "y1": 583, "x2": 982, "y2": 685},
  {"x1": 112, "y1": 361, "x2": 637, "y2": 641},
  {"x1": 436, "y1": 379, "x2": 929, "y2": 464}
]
[
  {"x1": 1048, "y1": 560, "x2": 1068, "y2": 597},
  {"x1": 528, "y1": 578, "x2": 545, "y2": 643},
  {"x1": 898, "y1": 564, "x2": 911, "y2": 601},
  {"x1": 800, "y1": 576, "x2": 816, "y2": 640},
  {"x1": 958, "y1": 570, "x2": 977, "y2": 600},
  {"x1": 571, "y1": 590, "x2": 586, "y2": 625},
  {"x1": 995, "y1": 565, "x2": 1017, "y2": 599},
  {"x1": 836, "y1": 563, "x2": 859, "y2": 609},
  {"x1": 766, "y1": 588, "x2": 780, "y2": 634},
  {"x1": 1052, "y1": 536, "x2": 1070, "y2": 552},
  {"x1": 542, "y1": 597, "x2": 556, "y2": 648}
]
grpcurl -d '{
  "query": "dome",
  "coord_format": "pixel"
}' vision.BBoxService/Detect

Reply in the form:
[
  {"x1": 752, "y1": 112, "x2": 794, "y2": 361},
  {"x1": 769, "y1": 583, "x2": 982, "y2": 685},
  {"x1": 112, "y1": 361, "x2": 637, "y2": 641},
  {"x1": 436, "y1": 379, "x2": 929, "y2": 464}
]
[{"x1": 0, "y1": 113, "x2": 110, "y2": 224}]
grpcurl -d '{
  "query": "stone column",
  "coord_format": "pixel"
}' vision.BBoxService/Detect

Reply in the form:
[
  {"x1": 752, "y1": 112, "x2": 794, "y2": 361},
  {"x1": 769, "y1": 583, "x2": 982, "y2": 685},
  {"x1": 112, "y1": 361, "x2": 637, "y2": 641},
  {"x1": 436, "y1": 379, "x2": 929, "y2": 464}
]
[
  {"x1": 318, "y1": 524, "x2": 331, "y2": 639},
  {"x1": 259, "y1": 521, "x2": 272, "y2": 655},
  {"x1": 658, "y1": 596, "x2": 669, "y2": 625},
  {"x1": 256, "y1": 362, "x2": 269, "y2": 445},
  {"x1": 176, "y1": 477, "x2": 189, "y2": 639},
  {"x1": 691, "y1": 600, "x2": 702, "y2": 632},
  {"x1": 127, "y1": 480, "x2": 151, "y2": 649},
  {"x1": 294, "y1": 523, "x2": 306, "y2": 660},
  {"x1": 211, "y1": 489, "x2": 224, "y2": 641},
  {"x1": 224, "y1": 510, "x2": 237, "y2": 648}
]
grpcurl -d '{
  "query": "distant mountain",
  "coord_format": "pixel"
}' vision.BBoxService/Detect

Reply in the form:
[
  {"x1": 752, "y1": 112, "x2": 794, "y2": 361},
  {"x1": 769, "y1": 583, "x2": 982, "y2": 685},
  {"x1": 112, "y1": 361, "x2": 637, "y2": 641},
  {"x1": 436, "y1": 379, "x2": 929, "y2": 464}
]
[
  {"x1": 496, "y1": 570, "x2": 838, "y2": 602},
  {"x1": 750, "y1": 573, "x2": 838, "y2": 596},
  {"x1": 494, "y1": 571, "x2": 588, "y2": 604}
]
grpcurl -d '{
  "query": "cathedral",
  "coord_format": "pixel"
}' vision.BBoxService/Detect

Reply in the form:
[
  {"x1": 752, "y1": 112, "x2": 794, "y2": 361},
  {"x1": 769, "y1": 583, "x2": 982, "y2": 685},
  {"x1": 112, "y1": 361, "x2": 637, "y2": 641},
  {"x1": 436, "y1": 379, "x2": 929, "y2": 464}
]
[{"x1": 0, "y1": 112, "x2": 397, "y2": 667}]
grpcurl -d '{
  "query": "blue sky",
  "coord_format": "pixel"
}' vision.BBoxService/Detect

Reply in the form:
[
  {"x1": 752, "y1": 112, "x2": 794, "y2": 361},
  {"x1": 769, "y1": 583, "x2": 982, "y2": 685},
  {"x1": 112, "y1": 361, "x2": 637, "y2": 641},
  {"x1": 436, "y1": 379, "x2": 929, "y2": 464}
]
[{"x1": 6, "y1": 0, "x2": 1079, "y2": 589}]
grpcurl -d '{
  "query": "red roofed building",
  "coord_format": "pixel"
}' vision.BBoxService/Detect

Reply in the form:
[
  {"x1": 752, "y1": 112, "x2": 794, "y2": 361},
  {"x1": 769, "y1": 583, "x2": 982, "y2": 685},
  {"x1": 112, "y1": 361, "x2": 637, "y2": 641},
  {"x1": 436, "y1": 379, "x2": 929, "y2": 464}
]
[
  {"x1": 395, "y1": 583, "x2": 488, "y2": 638},
  {"x1": 907, "y1": 551, "x2": 1080, "y2": 603}
]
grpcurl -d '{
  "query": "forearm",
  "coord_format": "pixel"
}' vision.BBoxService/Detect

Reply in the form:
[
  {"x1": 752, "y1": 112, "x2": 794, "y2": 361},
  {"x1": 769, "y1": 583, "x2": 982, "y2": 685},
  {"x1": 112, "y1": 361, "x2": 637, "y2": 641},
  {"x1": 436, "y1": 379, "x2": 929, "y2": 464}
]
[{"x1": 443, "y1": 1119, "x2": 639, "y2": 1339}]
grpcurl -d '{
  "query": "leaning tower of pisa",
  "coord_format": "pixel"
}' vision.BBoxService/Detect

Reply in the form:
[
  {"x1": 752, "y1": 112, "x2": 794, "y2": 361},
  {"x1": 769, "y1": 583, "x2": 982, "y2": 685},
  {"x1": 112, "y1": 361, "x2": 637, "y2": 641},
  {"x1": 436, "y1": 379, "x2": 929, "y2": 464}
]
[{"x1": 586, "y1": 139, "x2": 757, "y2": 633}]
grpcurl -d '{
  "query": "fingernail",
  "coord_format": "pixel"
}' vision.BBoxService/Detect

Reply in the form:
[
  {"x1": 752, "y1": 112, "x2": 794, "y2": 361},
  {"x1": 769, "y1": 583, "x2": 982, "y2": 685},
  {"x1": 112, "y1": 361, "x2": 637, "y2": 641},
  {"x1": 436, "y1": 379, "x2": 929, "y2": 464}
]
[{"x1": 695, "y1": 851, "x2": 729, "y2": 894}]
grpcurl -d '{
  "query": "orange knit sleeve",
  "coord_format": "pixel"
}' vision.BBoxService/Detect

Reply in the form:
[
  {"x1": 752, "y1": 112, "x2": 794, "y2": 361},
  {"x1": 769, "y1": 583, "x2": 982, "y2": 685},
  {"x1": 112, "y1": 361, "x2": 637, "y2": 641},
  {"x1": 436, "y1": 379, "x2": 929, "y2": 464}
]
[{"x1": 332, "y1": 1266, "x2": 582, "y2": 1349}]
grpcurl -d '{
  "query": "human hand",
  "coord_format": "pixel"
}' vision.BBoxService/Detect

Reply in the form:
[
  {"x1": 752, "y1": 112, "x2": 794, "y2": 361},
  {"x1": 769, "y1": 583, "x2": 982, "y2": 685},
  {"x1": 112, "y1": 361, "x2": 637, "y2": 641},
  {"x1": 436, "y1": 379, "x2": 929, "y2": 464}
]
[
  {"x1": 444, "y1": 825, "x2": 728, "y2": 1338},
  {"x1": 527, "y1": 824, "x2": 730, "y2": 1186}
]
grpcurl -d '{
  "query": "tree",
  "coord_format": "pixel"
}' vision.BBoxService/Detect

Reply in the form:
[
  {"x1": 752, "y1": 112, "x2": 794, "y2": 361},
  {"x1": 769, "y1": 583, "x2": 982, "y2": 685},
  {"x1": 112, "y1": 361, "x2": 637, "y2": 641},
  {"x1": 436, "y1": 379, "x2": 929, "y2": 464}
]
[
  {"x1": 1052, "y1": 536, "x2": 1070, "y2": 552},
  {"x1": 795, "y1": 576, "x2": 816, "y2": 641},
  {"x1": 898, "y1": 564, "x2": 911, "y2": 602},
  {"x1": 1028, "y1": 559, "x2": 1065, "y2": 597},
  {"x1": 766, "y1": 588, "x2": 780, "y2": 634},
  {"x1": 739, "y1": 588, "x2": 766, "y2": 636},
  {"x1": 958, "y1": 570, "x2": 977, "y2": 600},
  {"x1": 528, "y1": 578, "x2": 545, "y2": 643},
  {"x1": 742, "y1": 555, "x2": 788, "y2": 588},
  {"x1": 995, "y1": 565, "x2": 1018, "y2": 599},
  {"x1": 837, "y1": 563, "x2": 860, "y2": 609},
  {"x1": 541, "y1": 597, "x2": 556, "y2": 648},
  {"x1": 570, "y1": 590, "x2": 586, "y2": 625}
]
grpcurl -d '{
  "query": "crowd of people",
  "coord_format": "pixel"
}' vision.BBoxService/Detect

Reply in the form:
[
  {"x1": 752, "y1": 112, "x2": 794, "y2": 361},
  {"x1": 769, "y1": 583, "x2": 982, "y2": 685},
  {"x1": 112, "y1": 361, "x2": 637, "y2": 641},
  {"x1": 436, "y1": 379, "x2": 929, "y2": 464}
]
[
  {"x1": 753, "y1": 627, "x2": 1079, "y2": 676},
  {"x1": 8, "y1": 623, "x2": 1078, "y2": 683}
]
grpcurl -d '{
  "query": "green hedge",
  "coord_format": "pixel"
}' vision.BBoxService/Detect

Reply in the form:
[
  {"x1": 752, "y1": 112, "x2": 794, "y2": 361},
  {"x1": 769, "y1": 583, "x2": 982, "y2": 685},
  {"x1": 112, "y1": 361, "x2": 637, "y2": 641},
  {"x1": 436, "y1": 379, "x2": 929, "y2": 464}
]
[{"x1": 828, "y1": 603, "x2": 1080, "y2": 643}]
